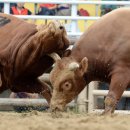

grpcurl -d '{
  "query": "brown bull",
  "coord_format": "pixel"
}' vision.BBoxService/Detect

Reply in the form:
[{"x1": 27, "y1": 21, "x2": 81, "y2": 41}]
[
  {"x1": 50, "y1": 8, "x2": 130, "y2": 115},
  {"x1": 0, "y1": 13, "x2": 69, "y2": 103}
]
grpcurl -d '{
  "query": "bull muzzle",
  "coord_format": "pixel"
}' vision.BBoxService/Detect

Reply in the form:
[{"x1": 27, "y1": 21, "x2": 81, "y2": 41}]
[{"x1": 50, "y1": 100, "x2": 65, "y2": 118}]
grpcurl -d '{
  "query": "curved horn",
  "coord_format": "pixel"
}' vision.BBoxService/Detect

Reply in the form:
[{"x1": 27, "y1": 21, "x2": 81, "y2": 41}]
[
  {"x1": 68, "y1": 62, "x2": 79, "y2": 71},
  {"x1": 48, "y1": 52, "x2": 61, "y2": 62}
]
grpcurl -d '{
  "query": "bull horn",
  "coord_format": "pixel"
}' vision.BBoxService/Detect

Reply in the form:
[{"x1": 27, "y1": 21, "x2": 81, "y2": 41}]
[
  {"x1": 47, "y1": 52, "x2": 61, "y2": 62},
  {"x1": 68, "y1": 62, "x2": 79, "y2": 71}
]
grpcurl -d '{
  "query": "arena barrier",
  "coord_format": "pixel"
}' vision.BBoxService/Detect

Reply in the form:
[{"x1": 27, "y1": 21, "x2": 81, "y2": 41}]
[
  {"x1": 0, "y1": 98, "x2": 76, "y2": 107},
  {"x1": 87, "y1": 82, "x2": 130, "y2": 114},
  {"x1": 1, "y1": 0, "x2": 130, "y2": 113}
]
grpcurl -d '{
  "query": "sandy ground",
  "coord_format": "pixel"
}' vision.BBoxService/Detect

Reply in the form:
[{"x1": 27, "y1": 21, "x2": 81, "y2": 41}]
[{"x1": 0, "y1": 111, "x2": 130, "y2": 130}]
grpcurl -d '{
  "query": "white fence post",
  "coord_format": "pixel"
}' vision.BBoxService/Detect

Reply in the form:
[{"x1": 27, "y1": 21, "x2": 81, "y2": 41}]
[
  {"x1": 71, "y1": 0, "x2": 78, "y2": 33},
  {"x1": 77, "y1": 87, "x2": 87, "y2": 112},
  {"x1": 88, "y1": 81, "x2": 99, "y2": 113},
  {"x1": 3, "y1": 3, "x2": 10, "y2": 14}
]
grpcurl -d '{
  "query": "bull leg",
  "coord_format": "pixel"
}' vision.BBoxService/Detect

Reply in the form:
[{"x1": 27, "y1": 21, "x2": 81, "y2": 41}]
[
  {"x1": 37, "y1": 79, "x2": 52, "y2": 104},
  {"x1": 102, "y1": 72, "x2": 129, "y2": 115},
  {"x1": 11, "y1": 79, "x2": 52, "y2": 104}
]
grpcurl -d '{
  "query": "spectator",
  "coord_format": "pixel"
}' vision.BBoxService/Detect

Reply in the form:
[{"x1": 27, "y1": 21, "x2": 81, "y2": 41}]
[
  {"x1": 78, "y1": 8, "x2": 90, "y2": 16},
  {"x1": 56, "y1": 4, "x2": 71, "y2": 16},
  {"x1": 37, "y1": 4, "x2": 57, "y2": 15},
  {"x1": 0, "y1": 3, "x2": 16, "y2": 13},
  {"x1": 0, "y1": 3, "x2": 3, "y2": 12},
  {"x1": 10, "y1": 3, "x2": 32, "y2": 15},
  {"x1": 100, "y1": 0, "x2": 118, "y2": 16}
]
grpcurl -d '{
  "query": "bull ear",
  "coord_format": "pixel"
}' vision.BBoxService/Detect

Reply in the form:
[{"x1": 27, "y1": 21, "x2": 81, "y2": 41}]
[
  {"x1": 79, "y1": 57, "x2": 88, "y2": 76},
  {"x1": 63, "y1": 49, "x2": 71, "y2": 57},
  {"x1": 36, "y1": 24, "x2": 45, "y2": 31},
  {"x1": 36, "y1": 25, "x2": 41, "y2": 31}
]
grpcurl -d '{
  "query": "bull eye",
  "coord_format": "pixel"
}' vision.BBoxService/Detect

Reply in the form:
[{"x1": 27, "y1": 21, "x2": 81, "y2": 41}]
[
  {"x1": 61, "y1": 81, "x2": 72, "y2": 91},
  {"x1": 59, "y1": 26, "x2": 64, "y2": 30}
]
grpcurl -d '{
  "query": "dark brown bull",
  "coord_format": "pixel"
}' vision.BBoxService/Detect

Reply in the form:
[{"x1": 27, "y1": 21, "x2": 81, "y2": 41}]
[
  {"x1": 0, "y1": 13, "x2": 69, "y2": 104},
  {"x1": 50, "y1": 8, "x2": 130, "y2": 115}
]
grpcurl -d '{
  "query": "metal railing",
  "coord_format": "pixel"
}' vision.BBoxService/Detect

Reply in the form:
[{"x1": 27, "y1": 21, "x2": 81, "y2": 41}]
[{"x1": 88, "y1": 82, "x2": 130, "y2": 114}]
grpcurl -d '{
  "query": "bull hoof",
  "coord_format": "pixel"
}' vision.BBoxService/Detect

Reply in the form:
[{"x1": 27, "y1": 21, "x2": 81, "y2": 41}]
[
  {"x1": 101, "y1": 111, "x2": 111, "y2": 116},
  {"x1": 101, "y1": 108, "x2": 114, "y2": 116}
]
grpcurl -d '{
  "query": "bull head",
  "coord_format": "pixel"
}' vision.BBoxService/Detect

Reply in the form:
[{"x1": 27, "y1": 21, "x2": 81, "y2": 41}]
[
  {"x1": 36, "y1": 20, "x2": 70, "y2": 54},
  {"x1": 49, "y1": 56, "x2": 88, "y2": 114}
]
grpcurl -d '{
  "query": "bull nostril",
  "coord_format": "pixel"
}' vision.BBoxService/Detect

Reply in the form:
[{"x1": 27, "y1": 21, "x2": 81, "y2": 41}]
[
  {"x1": 51, "y1": 107, "x2": 59, "y2": 112},
  {"x1": 59, "y1": 26, "x2": 64, "y2": 30}
]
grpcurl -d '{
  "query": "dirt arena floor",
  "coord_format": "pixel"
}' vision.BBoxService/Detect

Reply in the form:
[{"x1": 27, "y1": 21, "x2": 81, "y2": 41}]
[{"x1": 1, "y1": 111, "x2": 130, "y2": 130}]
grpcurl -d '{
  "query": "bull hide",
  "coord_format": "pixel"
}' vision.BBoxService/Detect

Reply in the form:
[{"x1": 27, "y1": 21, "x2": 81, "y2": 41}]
[{"x1": 0, "y1": 13, "x2": 70, "y2": 103}]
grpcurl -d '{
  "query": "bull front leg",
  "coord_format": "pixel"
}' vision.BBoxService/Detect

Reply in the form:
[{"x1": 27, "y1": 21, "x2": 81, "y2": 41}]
[
  {"x1": 11, "y1": 78, "x2": 52, "y2": 104},
  {"x1": 38, "y1": 79, "x2": 52, "y2": 104},
  {"x1": 102, "y1": 72, "x2": 130, "y2": 115}
]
